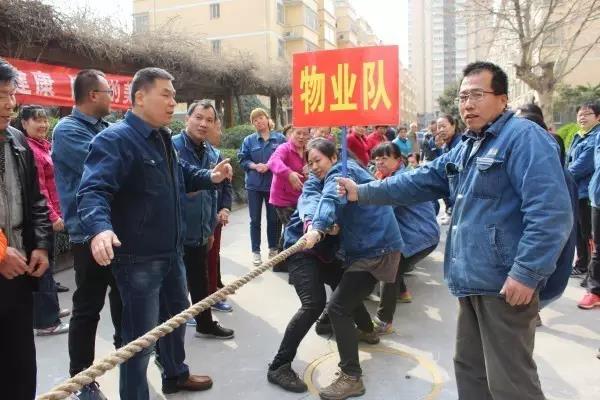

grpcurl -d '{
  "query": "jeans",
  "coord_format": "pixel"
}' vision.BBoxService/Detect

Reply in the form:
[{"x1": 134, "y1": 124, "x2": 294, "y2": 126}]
[
  {"x1": 271, "y1": 253, "x2": 343, "y2": 369},
  {"x1": 575, "y1": 198, "x2": 592, "y2": 271},
  {"x1": 69, "y1": 243, "x2": 123, "y2": 377},
  {"x1": 112, "y1": 255, "x2": 190, "y2": 400},
  {"x1": 454, "y1": 295, "x2": 544, "y2": 400},
  {"x1": 0, "y1": 280, "x2": 35, "y2": 400},
  {"x1": 587, "y1": 206, "x2": 600, "y2": 295},
  {"x1": 33, "y1": 267, "x2": 61, "y2": 329},
  {"x1": 377, "y1": 245, "x2": 437, "y2": 322},
  {"x1": 247, "y1": 189, "x2": 278, "y2": 252},
  {"x1": 328, "y1": 270, "x2": 378, "y2": 376},
  {"x1": 183, "y1": 245, "x2": 213, "y2": 329}
]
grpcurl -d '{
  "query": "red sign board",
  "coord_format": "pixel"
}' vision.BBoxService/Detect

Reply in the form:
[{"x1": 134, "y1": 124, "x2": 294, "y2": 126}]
[
  {"x1": 292, "y1": 45, "x2": 399, "y2": 127},
  {"x1": 4, "y1": 57, "x2": 133, "y2": 110}
]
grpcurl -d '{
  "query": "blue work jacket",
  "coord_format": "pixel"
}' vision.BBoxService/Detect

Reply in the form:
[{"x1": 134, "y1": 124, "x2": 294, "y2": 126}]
[
  {"x1": 77, "y1": 111, "x2": 215, "y2": 259},
  {"x1": 237, "y1": 131, "x2": 286, "y2": 191},
  {"x1": 312, "y1": 160, "x2": 403, "y2": 263},
  {"x1": 172, "y1": 132, "x2": 218, "y2": 247},
  {"x1": 357, "y1": 112, "x2": 573, "y2": 297},
  {"x1": 566, "y1": 125, "x2": 599, "y2": 199},
  {"x1": 392, "y1": 137, "x2": 412, "y2": 156},
  {"x1": 583, "y1": 124, "x2": 600, "y2": 206}
]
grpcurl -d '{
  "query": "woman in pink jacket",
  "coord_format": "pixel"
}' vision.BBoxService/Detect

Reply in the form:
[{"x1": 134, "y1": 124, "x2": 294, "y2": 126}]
[{"x1": 267, "y1": 126, "x2": 310, "y2": 268}]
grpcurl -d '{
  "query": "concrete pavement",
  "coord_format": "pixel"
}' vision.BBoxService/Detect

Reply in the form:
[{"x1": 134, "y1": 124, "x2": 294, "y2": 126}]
[{"x1": 36, "y1": 206, "x2": 600, "y2": 399}]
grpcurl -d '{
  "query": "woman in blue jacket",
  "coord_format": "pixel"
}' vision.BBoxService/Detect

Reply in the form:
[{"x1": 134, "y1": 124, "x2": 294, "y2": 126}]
[
  {"x1": 370, "y1": 143, "x2": 440, "y2": 334},
  {"x1": 301, "y1": 139, "x2": 403, "y2": 400}
]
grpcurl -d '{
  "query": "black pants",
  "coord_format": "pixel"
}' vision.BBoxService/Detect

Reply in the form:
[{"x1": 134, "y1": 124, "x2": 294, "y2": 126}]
[
  {"x1": 328, "y1": 270, "x2": 378, "y2": 376},
  {"x1": 275, "y1": 206, "x2": 296, "y2": 251},
  {"x1": 587, "y1": 206, "x2": 600, "y2": 295},
  {"x1": 377, "y1": 245, "x2": 437, "y2": 322},
  {"x1": 0, "y1": 280, "x2": 36, "y2": 399},
  {"x1": 271, "y1": 253, "x2": 344, "y2": 369},
  {"x1": 183, "y1": 244, "x2": 213, "y2": 329},
  {"x1": 68, "y1": 243, "x2": 123, "y2": 377},
  {"x1": 575, "y1": 198, "x2": 592, "y2": 271}
]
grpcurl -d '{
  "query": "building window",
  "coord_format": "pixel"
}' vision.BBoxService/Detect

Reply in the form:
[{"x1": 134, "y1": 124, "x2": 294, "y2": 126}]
[
  {"x1": 211, "y1": 39, "x2": 221, "y2": 55},
  {"x1": 278, "y1": 38, "x2": 285, "y2": 59},
  {"x1": 210, "y1": 3, "x2": 220, "y2": 19},
  {"x1": 133, "y1": 12, "x2": 149, "y2": 34},
  {"x1": 305, "y1": 40, "x2": 318, "y2": 52},
  {"x1": 325, "y1": 24, "x2": 336, "y2": 44},
  {"x1": 304, "y1": 6, "x2": 317, "y2": 31},
  {"x1": 277, "y1": 0, "x2": 285, "y2": 24}
]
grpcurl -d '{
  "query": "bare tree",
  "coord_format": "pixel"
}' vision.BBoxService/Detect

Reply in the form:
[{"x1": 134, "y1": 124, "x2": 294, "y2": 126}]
[{"x1": 463, "y1": 0, "x2": 600, "y2": 122}]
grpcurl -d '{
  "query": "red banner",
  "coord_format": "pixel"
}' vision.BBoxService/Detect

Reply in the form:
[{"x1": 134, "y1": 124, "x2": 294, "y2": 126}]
[
  {"x1": 4, "y1": 57, "x2": 132, "y2": 110},
  {"x1": 292, "y1": 46, "x2": 399, "y2": 127}
]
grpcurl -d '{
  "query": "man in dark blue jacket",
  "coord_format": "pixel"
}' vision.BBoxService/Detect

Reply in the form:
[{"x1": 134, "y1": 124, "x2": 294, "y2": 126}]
[
  {"x1": 77, "y1": 68, "x2": 232, "y2": 400},
  {"x1": 172, "y1": 100, "x2": 234, "y2": 339}
]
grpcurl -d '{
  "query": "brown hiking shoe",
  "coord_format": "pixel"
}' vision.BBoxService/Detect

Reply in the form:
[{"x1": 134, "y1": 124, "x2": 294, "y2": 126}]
[
  {"x1": 357, "y1": 329, "x2": 380, "y2": 345},
  {"x1": 319, "y1": 371, "x2": 365, "y2": 400}
]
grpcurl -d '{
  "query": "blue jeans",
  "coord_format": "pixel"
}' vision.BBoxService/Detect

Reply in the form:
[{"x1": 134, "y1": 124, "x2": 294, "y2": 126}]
[
  {"x1": 247, "y1": 189, "x2": 278, "y2": 252},
  {"x1": 33, "y1": 234, "x2": 60, "y2": 329},
  {"x1": 112, "y1": 255, "x2": 190, "y2": 400}
]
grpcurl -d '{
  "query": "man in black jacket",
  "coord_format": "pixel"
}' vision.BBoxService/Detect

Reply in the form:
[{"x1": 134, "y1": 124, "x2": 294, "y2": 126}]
[{"x1": 0, "y1": 58, "x2": 52, "y2": 399}]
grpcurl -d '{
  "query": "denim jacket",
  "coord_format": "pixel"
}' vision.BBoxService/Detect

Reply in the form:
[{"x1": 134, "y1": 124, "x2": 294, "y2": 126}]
[
  {"x1": 584, "y1": 124, "x2": 600, "y2": 207},
  {"x1": 357, "y1": 112, "x2": 573, "y2": 296},
  {"x1": 312, "y1": 160, "x2": 403, "y2": 263},
  {"x1": 390, "y1": 167, "x2": 440, "y2": 257},
  {"x1": 77, "y1": 112, "x2": 215, "y2": 259},
  {"x1": 52, "y1": 108, "x2": 109, "y2": 243},
  {"x1": 172, "y1": 132, "x2": 218, "y2": 247},
  {"x1": 237, "y1": 131, "x2": 286, "y2": 191},
  {"x1": 566, "y1": 124, "x2": 599, "y2": 199}
]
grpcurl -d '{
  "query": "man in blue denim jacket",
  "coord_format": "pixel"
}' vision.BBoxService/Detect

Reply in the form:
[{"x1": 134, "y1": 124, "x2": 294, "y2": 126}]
[
  {"x1": 339, "y1": 62, "x2": 573, "y2": 400},
  {"x1": 77, "y1": 68, "x2": 232, "y2": 400}
]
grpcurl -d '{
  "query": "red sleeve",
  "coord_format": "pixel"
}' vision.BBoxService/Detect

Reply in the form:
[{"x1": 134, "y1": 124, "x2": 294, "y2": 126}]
[{"x1": 32, "y1": 155, "x2": 60, "y2": 223}]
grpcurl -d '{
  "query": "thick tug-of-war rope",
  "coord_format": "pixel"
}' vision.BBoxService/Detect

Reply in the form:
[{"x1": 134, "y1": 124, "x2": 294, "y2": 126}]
[{"x1": 37, "y1": 238, "x2": 308, "y2": 400}]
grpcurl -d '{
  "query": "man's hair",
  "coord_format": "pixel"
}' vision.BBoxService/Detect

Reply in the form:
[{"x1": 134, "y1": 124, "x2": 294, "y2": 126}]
[
  {"x1": 73, "y1": 69, "x2": 106, "y2": 105},
  {"x1": 429, "y1": 120, "x2": 436, "y2": 126},
  {"x1": 462, "y1": 61, "x2": 508, "y2": 96},
  {"x1": 0, "y1": 58, "x2": 18, "y2": 85},
  {"x1": 397, "y1": 126, "x2": 408, "y2": 132},
  {"x1": 576, "y1": 102, "x2": 600, "y2": 116},
  {"x1": 517, "y1": 111, "x2": 548, "y2": 131},
  {"x1": 187, "y1": 99, "x2": 219, "y2": 121},
  {"x1": 517, "y1": 103, "x2": 544, "y2": 119},
  {"x1": 407, "y1": 152, "x2": 421, "y2": 163},
  {"x1": 249, "y1": 107, "x2": 269, "y2": 123},
  {"x1": 440, "y1": 114, "x2": 457, "y2": 128},
  {"x1": 131, "y1": 67, "x2": 174, "y2": 105}
]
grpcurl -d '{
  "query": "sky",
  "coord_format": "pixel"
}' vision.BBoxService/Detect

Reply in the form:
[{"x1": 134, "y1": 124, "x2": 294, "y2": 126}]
[{"x1": 45, "y1": 0, "x2": 410, "y2": 64}]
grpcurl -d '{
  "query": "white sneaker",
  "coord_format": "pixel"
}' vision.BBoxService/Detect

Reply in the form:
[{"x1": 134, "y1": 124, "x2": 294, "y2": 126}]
[
  {"x1": 268, "y1": 248, "x2": 279, "y2": 258},
  {"x1": 252, "y1": 252, "x2": 262, "y2": 266},
  {"x1": 36, "y1": 321, "x2": 69, "y2": 336}
]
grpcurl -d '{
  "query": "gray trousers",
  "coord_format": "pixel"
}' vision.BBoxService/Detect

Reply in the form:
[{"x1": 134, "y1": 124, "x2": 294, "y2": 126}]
[{"x1": 454, "y1": 295, "x2": 545, "y2": 400}]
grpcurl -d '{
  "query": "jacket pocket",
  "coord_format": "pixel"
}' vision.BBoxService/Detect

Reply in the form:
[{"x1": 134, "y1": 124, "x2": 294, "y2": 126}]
[
  {"x1": 445, "y1": 162, "x2": 460, "y2": 199},
  {"x1": 486, "y1": 224, "x2": 510, "y2": 266},
  {"x1": 473, "y1": 157, "x2": 504, "y2": 199},
  {"x1": 143, "y1": 158, "x2": 167, "y2": 196}
]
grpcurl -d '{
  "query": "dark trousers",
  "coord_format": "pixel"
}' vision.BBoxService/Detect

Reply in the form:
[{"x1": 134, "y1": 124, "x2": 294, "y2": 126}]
[
  {"x1": 207, "y1": 223, "x2": 223, "y2": 294},
  {"x1": 587, "y1": 206, "x2": 600, "y2": 295},
  {"x1": 68, "y1": 243, "x2": 123, "y2": 377},
  {"x1": 183, "y1": 244, "x2": 213, "y2": 329},
  {"x1": 275, "y1": 206, "x2": 295, "y2": 251},
  {"x1": 247, "y1": 189, "x2": 278, "y2": 252},
  {"x1": 377, "y1": 245, "x2": 437, "y2": 322},
  {"x1": 575, "y1": 198, "x2": 592, "y2": 271},
  {"x1": 454, "y1": 295, "x2": 544, "y2": 400},
  {"x1": 271, "y1": 253, "x2": 344, "y2": 369},
  {"x1": 328, "y1": 270, "x2": 378, "y2": 376},
  {"x1": 0, "y1": 281, "x2": 35, "y2": 400}
]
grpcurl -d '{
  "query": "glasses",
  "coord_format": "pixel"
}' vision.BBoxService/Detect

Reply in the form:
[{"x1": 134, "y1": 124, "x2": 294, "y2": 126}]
[
  {"x1": 455, "y1": 89, "x2": 497, "y2": 104},
  {"x1": 577, "y1": 112, "x2": 596, "y2": 118},
  {"x1": 93, "y1": 89, "x2": 114, "y2": 96}
]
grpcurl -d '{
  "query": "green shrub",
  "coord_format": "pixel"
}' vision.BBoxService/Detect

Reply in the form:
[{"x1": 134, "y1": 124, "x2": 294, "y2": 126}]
[
  {"x1": 168, "y1": 119, "x2": 186, "y2": 135},
  {"x1": 557, "y1": 122, "x2": 579, "y2": 151},
  {"x1": 220, "y1": 148, "x2": 247, "y2": 203},
  {"x1": 222, "y1": 124, "x2": 255, "y2": 149}
]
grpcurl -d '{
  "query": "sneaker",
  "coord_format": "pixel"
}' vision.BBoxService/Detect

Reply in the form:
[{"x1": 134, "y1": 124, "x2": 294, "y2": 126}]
[
  {"x1": 577, "y1": 293, "x2": 600, "y2": 309},
  {"x1": 55, "y1": 282, "x2": 70, "y2": 293},
  {"x1": 196, "y1": 321, "x2": 234, "y2": 339},
  {"x1": 186, "y1": 318, "x2": 197, "y2": 327},
  {"x1": 319, "y1": 370, "x2": 365, "y2": 400},
  {"x1": 571, "y1": 266, "x2": 587, "y2": 277},
  {"x1": 357, "y1": 329, "x2": 380, "y2": 345},
  {"x1": 397, "y1": 291, "x2": 413, "y2": 303},
  {"x1": 365, "y1": 294, "x2": 380, "y2": 302},
  {"x1": 252, "y1": 252, "x2": 262, "y2": 266},
  {"x1": 58, "y1": 308, "x2": 71, "y2": 318},
  {"x1": 73, "y1": 381, "x2": 107, "y2": 400},
  {"x1": 36, "y1": 321, "x2": 69, "y2": 336},
  {"x1": 372, "y1": 317, "x2": 393, "y2": 335},
  {"x1": 268, "y1": 248, "x2": 279, "y2": 258},
  {"x1": 315, "y1": 314, "x2": 333, "y2": 336},
  {"x1": 267, "y1": 362, "x2": 308, "y2": 393},
  {"x1": 211, "y1": 300, "x2": 233, "y2": 313}
]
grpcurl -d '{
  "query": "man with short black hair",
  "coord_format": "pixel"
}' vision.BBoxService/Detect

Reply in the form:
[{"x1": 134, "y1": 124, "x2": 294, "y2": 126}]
[
  {"x1": 52, "y1": 68, "x2": 121, "y2": 399},
  {"x1": 0, "y1": 57, "x2": 52, "y2": 399},
  {"x1": 77, "y1": 67, "x2": 232, "y2": 399},
  {"x1": 338, "y1": 61, "x2": 573, "y2": 400}
]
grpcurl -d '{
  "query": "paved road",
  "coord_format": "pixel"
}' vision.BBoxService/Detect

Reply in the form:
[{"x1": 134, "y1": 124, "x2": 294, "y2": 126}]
[{"x1": 36, "y1": 207, "x2": 600, "y2": 399}]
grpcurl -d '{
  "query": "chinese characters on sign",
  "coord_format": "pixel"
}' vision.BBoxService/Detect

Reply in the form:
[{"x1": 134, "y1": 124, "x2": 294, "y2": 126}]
[
  {"x1": 293, "y1": 46, "x2": 399, "y2": 126},
  {"x1": 5, "y1": 57, "x2": 132, "y2": 110}
]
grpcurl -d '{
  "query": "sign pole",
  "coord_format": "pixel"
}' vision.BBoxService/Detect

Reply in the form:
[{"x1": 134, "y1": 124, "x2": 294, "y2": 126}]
[{"x1": 341, "y1": 125, "x2": 348, "y2": 177}]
